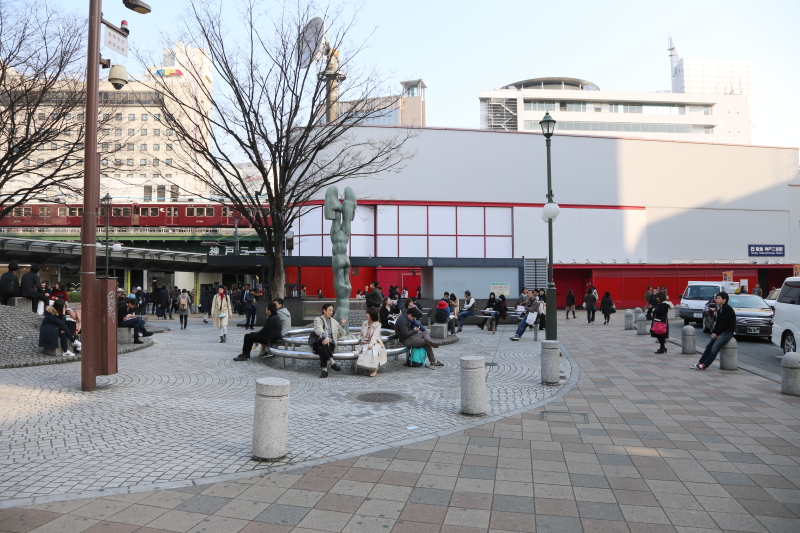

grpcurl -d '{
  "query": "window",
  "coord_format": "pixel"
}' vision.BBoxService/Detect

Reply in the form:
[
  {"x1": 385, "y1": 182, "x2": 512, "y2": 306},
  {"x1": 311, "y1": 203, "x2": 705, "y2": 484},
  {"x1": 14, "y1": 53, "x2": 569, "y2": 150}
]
[
  {"x1": 38, "y1": 113, "x2": 45, "y2": 120},
  {"x1": 566, "y1": 102, "x2": 587, "y2": 112},
  {"x1": 524, "y1": 101, "x2": 557, "y2": 112},
  {"x1": 149, "y1": 207, "x2": 158, "y2": 216},
  {"x1": 140, "y1": 144, "x2": 147, "y2": 150},
  {"x1": 166, "y1": 144, "x2": 173, "y2": 151},
  {"x1": 156, "y1": 185, "x2": 166, "y2": 202},
  {"x1": 115, "y1": 113, "x2": 122, "y2": 121},
  {"x1": 39, "y1": 207, "x2": 51, "y2": 216},
  {"x1": 64, "y1": 128, "x2": 73, "y2": 136},
  {"x1": 153, "y1": 143, "x2": 160, "y2": 151},
  {"x1": 128, "y1": 114, "x2": 135, "y2": 121},
  {"x1": 37, "y1": 158, "x2": 44, "y2": 164},
  {"x1": 777, "y1": 282, "x2": 800, "y2": 305},
  {"x1": 166, "y1": 158, "x2": 173, "y2": 166},
  {"x1": 222, "y1": 207, "x2": 234, "y2": 217},
  {"x1": 127, "y1": 159, "x2": 134, "y2": 165},
  {"x1": 153, "y1": 128, "x2": 160, "y2": 136},
  {"x1": 154, "y1": 113, "x2": 161, "y2": 121},
  {"x1": 77, "y1": 114, "x2": 84, "y2": 121},
  {"x1": 140, "y1": 173, "x2": 147, "y2": 180},
  {"x1": 140, "y1": 159, "x2": 147, "y2": 165},
  {"x1": 127, "y1": 173, "x2": 134, "y2": 179},
  {"x1": 186, "y1": 207, "x2": 195, "y2": 216},
  {"x1": 153, "y1": 158, "x2": 159, "y2": 166},
  {"x1": 102, "y1": 143, "x2": 109, "y2": 151},
  {"x1": 51, "y1": 143, "x2": 57, "y2": 150},
  {"x1": 115, "y1": 128, "x2": 122, "y2": 136},
  {"x1": 166, "y1": 129, "x2": 174, "y2": 136},
  {"x1": 69, "y1": 207, "x2": 83, "y2": 216},
  {"x1": 58, "y1": 207, "x2": 67, "y2": 217},
  {"x1": 205, "y1": 207, "x2": 214, "y2": 216},
  {"x1": 24, "y1": 159, "x2": 31, "y2": 166},
  {"x1": 170, "y1": 185, "x2": 178, "y2": 201},
  {"x1": 103, "y1": 114, "x2": 110, "y2": 120},
  {"x1": 114, "y1": 174, "x2": 121, "y2": 179},
  {"x1": 141, "y1": 129, "x2": 147, "y2": 136},
  {"x1": 523, "y1": 120, "x2": 535, "y2": 130},
  {"x1": 123, "y1": 207, "x2": 131, "y2": 216},
  {"x1": 128, "y1": 129, "x2": 134, "y2": 135},
  {"x1": 112, "y1": 207, "x2": 122, "y2": 217},
  {"x1": 12, "y1": 207, "x2": 22, "y2": 217},
  {"x1": 127, "y1": 143, "x2": 134, "y2": 151},
  {"x1": 141, "y1": 114, "x2": 148, "y2": 121},
  {"x1": 103, "y1": 128, "x2": 110, "y2": 136}
]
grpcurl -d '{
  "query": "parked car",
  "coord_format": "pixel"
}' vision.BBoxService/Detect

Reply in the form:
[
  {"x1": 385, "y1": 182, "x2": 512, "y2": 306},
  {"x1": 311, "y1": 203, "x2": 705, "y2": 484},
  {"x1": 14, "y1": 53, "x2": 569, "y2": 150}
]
[
  {"x1": 764, "y1": 288, "x2": 780, "y2": 309},
  {"x1": 679, "y1": 281, "x2": 739, "y2": 325},
  {"x1": 702, "y1": 294, "x2": 774, "y2": 340},
  {"x1": 772, "y1": 277, "x2": 800, "y2": 354}
]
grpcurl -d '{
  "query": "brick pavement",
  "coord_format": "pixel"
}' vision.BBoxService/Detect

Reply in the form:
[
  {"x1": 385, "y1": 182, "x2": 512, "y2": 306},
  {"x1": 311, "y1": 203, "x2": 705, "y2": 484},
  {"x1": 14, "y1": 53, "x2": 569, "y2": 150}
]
[
  {"x1": 0, "y1": 318, "x2": 570, "y2": 503},
  {"x1": 2, "y1": 314, "x2": 798, "y2": 532}
]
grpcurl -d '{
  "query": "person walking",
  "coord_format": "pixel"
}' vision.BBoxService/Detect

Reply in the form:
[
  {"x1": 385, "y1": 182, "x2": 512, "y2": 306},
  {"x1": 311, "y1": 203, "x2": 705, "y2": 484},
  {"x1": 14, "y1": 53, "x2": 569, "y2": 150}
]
[
  {"x1": 234, "y1": 303, "x2": 283, "y2": 361},
  {"x1": 693, "y1": 291, "x2": 736, "y2": 370},
  {"x1": 583, "y1": 287, "x2": 597, "y2": 324},
  {"x1": 311, "y1": 303, "x2": 348, "y2": 378},
  {"x1": 159, "y1": 285, "x2": 172, "y2": 319},
  {"x1": 241, "y1": 284, "x2": 256, "y2": 330},
  {"x1": 20, "y1": 264, "x2": 49, "y2": 314},
  {"x1": 600, "y1": 291, "x2": 615, "y2": 325},
  {"x1": 211, "y1": 286, "x2": 233, "y2": 343},
  {"x1": 457, "y1": 290, "x2": 476, "y2": 332},
  {"x1": 177, "y1": 289, "x2": 191, "y2": 330},
  {"x1": 0, "y1": 262, "x2": 20, "y2": 305},
  {"x1": 358, "y1": 307, "x2": 387, "y2": 377},
  {"x1": 649, "y1": 291, "x2": 670, "y2": 353},
  {"x1": 565, "y1": 289, "x2": 576, "y2": 319},
  {"x1": 200, "y1": 288, "x2": 211, "y2": 323}
]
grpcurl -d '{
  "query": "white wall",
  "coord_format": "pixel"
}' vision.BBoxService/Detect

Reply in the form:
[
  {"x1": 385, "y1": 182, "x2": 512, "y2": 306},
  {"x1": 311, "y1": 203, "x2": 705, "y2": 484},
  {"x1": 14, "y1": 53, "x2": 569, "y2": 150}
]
[{"x1": 432, "y1": 267, "x2": 520, "y2": 300}]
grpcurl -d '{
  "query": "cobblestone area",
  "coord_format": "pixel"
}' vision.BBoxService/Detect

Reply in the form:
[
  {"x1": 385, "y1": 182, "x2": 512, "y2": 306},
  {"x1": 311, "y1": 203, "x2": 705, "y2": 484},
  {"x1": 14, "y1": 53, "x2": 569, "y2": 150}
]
[{"x1": 0, "y1": 319, "x2": 569, "y2": 502}]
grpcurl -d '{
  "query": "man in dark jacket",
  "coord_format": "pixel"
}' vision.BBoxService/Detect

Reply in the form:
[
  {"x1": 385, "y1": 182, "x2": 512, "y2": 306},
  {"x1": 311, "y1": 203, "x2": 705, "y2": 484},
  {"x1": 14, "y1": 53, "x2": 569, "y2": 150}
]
[
  {"x1": 234, "y1": 303, "x2": 283, "y2": 361},
  {"x1": 160, "y1": 285, "x2": 172, "y2": 319},
  {"x1": 583, "y1": 288, "x2": 598, "y2": 324},
  {"x1": 200, "y1": 288, "x2": 211, "y2": 323},
  {"x1": 0, "y1": 262, "x2": 20, "y2": 305},
  {"x1": 118, "y1": 296, "x2": 153, "y2": 344},
  {"x1": 694, "y1": 291, "x2": 736, "y2": 370},
  {"x1": 20, "y1": 264, "x2": 49, "y2": 313},
  {"x1": 241, "y1": 284, "x2": 256, "y2": 330},
  {"x1": 395, "y1": 308, "x2": 443, "y2": 366},
  {"x1": 365, "y1": 282, "x2": 382, "y2": 309}
]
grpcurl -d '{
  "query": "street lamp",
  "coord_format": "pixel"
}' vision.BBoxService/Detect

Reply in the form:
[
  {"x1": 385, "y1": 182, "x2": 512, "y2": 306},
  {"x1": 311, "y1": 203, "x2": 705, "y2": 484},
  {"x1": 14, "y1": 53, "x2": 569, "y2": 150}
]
[
  {"x1": 539, "y1": 112, "x2": 558, "y2": 341},
  {"x1": 81, "y1": 0, "x2": 151, "y2": 391},
  {"x1": 102, "y1": 193, "x2": 112, "y2": 276}
]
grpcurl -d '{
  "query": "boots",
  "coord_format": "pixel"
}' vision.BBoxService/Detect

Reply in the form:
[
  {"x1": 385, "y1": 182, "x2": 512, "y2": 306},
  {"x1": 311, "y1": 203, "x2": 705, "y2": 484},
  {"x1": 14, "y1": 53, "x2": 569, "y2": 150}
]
[
  {"x1": 220, "y1": 336, "x2": 224, "y2": 343},
  {"x1": 224, "y1": 333, "x2": 227, "y2": 343}
]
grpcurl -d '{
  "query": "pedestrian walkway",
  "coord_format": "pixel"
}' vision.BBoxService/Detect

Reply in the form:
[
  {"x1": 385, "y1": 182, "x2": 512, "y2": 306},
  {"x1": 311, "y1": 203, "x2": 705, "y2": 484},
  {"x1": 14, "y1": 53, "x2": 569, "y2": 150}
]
[{"x1": 2, "y1": 316, "x2": 799, "y2": 533}]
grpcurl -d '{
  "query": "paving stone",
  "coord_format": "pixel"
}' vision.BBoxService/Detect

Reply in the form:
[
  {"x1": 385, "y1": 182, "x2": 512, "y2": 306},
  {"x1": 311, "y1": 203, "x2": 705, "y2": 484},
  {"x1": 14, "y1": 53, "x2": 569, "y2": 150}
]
[
  {"x1": 254, "y1": 504, "x2": 310, "y2": 526},
  {"x1": 536, "y1": 514, "x2": 584, "y2": 533}
]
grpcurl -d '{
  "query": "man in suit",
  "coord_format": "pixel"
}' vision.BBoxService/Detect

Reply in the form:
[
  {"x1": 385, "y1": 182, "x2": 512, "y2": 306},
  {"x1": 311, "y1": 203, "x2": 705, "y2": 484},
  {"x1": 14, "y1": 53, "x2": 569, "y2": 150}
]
[
  {"x1": 241, "y1": 284, "x2": 256, "y2": 330},
  {"x1": 20, "y1": 264, "x2": 49, "y2": 314}
]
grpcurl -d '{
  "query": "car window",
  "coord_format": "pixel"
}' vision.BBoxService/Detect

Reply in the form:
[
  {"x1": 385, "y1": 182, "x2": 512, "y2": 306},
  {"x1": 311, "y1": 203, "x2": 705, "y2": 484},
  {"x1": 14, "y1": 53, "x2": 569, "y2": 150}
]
[
  {"x1": 683, "y1": 285, "x2": 720, "y2": 300},
  {"x1": 727, "y1": 295, "x2": 771, "y2": 309},
  {"x1": 777, "y1": 282, "x2": 800, "y2": 305},
  {"x1": 766, "y1": 289, "x2": 780, "y2": 300}
]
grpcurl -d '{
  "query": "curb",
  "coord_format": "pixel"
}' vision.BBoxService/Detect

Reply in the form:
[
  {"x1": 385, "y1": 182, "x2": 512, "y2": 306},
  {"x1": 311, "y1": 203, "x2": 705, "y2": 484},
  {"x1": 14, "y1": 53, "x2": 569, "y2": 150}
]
[{"x1": 666, "y1": 338, "x2": 780, "y2": 383}]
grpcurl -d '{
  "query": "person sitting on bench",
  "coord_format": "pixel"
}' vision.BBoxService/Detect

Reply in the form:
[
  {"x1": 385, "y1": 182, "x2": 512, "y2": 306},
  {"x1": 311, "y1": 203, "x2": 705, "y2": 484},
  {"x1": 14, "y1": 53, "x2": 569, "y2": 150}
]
[
  {"x1": 39, "y1": 300, "x2": 81, "y2": 357},
  {"x1": 118, "y1": 295, "x2": 153, "y2": 344},
  {"x1": 234, "y1": 303, "x2": 283, "y2": 361}
]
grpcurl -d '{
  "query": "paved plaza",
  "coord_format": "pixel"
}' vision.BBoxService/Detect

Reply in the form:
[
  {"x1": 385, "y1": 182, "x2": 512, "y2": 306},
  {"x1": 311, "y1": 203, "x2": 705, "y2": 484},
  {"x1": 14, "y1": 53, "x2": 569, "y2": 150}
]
[
  {"x1": 0, "y1": 317, "x2": 571, "y2": 503},
  {"x1": 1, "y1": 314, "x2": 799, "y2": 533}
]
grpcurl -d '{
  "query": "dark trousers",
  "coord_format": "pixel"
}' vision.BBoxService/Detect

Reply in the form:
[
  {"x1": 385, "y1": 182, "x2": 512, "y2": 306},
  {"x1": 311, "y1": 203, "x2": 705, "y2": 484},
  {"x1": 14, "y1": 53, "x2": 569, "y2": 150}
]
[
  {"x1": 603, "y1": 313, "x2": 611, "y2": 324},
  {"x1": 539, "y1": 314, "x2": 546, "y2": 330},
  {"x1": 120, "y1": 318, "x2": 144, "y2": 339},
  {"x1": 586, "y1": 309, "x2": 596, "y2": 323},
  {"x1": 245, "y1": 307, "x2": 256, "y2": 329},
  {"x1": 699, "y1": 332, "x2": 733, "y2": 367},
  {"x1": 312, "y1": 338, "x2": 335, "y2": 368},
  {"x1": 58, "y1": 327, "x2": 76, "y2": 350},
  {"x1": 179, "y1": 315, "x2": 187, "y2": 327},
  {"x1": 242, "y1": 332, "x2": 277, "y2": 353},
  {"x1": 24, "y1": 292, "x2": 48, "y2": 312}
]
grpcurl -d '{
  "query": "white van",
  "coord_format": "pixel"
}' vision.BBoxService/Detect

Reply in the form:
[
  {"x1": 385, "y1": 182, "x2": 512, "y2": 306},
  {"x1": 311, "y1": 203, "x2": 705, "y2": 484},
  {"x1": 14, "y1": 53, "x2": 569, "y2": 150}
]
[
  {"x1": 678, "y1": 281, "x2": 739, "y2": 325},
  {"x1": 772, "y1": 277, "x2": 800, "y2": 354}
]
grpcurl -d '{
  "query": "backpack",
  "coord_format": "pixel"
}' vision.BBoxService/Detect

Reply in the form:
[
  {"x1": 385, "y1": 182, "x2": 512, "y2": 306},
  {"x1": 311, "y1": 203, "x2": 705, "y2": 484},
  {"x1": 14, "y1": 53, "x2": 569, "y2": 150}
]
[
  {"x1": 407, "y1": 347, "x2": 428, "y2": 367},
  {"x1": 179, "y1": 294, "x2": 189, "y2": 310}
]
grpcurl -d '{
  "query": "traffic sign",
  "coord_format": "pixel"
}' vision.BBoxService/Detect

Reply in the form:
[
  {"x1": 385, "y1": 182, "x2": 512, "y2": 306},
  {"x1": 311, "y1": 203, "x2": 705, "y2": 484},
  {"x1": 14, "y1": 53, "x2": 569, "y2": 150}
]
[{"x1": 103, "y1": 24, "x2": 128, "y2": 57}]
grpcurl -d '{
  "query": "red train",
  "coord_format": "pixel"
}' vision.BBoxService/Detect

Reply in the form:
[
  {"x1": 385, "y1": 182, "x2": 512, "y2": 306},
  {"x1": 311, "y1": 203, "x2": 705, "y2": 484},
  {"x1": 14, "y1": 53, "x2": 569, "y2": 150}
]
[{"x1": 0, "y1": 202, "x2": 262, "y2": 229}]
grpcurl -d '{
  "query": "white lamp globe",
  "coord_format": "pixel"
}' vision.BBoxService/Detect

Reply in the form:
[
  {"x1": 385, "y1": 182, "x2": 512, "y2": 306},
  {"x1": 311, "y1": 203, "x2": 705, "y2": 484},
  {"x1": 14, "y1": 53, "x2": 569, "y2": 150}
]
[
  {"x1": 541, "y1": 211, "x2": 550, "y2": 223},
  {"x1": 112, "y1": 243, "x2": 122, "y2": 252},
  {"x1": 543, "y1": 202, "x2": 560, "y2": 221}
]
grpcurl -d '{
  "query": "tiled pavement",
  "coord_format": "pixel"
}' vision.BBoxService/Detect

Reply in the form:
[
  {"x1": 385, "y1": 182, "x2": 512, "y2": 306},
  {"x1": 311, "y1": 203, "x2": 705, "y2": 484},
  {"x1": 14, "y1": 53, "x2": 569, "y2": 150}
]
[{"x1": 2, "y1": 316, "x2": 799, "y2": 532}]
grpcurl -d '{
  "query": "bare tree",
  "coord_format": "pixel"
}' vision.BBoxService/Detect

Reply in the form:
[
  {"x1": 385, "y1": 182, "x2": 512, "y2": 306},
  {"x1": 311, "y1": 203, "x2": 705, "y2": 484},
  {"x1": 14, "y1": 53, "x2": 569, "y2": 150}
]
[
  {"x1": 139, "y1": 0, "x2": 414, "y2": 298},
  {"x1": 0, "y1": 0, "x2": 128, "y2": 221}
]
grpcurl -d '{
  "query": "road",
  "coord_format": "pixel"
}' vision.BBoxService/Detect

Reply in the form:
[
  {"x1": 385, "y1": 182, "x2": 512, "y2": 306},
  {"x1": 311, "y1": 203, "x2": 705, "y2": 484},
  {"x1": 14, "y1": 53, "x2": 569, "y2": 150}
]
[{"x1": 674, "y1": 317, "x2": 784, "y2": 378}]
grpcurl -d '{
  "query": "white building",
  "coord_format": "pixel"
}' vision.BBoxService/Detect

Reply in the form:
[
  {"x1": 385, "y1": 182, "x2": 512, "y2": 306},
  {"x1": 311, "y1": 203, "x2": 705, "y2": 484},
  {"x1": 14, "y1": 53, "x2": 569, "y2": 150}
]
[{"x1": 479, "y1": 40, "x2": 752, "y2": 144}]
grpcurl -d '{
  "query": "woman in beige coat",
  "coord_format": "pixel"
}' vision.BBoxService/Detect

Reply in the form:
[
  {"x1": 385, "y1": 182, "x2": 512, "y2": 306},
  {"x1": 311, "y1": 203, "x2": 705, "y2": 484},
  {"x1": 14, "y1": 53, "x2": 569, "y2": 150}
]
[
  {"x1": 359, "y1": 307, "x2": 387, "y2": 377},
  {"x1": 211, "y1": 286, "x2": 233, "y2": 343}
]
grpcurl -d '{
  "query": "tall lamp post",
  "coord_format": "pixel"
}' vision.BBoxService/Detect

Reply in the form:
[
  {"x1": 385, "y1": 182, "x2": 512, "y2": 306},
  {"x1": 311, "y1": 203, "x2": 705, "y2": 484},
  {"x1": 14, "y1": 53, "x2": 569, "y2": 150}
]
[
  {"x1": 539, "y1": 112, "x2": 559, "y2": 341},
  {"x1": 102, "y1": 193, "x2": 112, "y2": 277},
  {"x1": 81, "y1": 0, "x2": 151, "y2": 391}
]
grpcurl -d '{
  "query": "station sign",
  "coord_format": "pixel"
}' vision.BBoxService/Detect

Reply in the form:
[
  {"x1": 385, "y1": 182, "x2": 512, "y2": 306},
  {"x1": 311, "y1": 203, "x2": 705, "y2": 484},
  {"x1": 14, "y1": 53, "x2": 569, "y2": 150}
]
[
  {"x1": 156, "y1": 68, "x2": 184, "y2": 77},
  {"x1": 748, "y1": 244, "x2": 785, "y2": 257}
]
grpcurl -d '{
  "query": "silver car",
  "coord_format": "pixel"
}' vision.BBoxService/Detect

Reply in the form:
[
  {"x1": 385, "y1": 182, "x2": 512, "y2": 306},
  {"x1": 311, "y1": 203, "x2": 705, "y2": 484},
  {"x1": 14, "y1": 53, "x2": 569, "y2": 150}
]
[{"x1": 702, "y1": 294, "x2": 774, "y2": 341}]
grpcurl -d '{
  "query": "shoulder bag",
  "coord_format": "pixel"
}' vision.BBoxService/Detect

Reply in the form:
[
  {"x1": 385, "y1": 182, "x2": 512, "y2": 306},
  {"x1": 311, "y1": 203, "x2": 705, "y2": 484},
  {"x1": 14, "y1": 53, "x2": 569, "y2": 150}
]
[{"x1": 650, "y1": 320, "x2": 667, "y2": 335}]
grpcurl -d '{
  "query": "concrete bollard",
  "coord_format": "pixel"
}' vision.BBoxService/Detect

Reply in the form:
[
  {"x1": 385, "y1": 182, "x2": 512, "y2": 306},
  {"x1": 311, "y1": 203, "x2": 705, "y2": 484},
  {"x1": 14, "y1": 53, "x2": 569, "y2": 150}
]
[
  {"x1": 719, "y1": 338, "x2": 738, "y2": 370},
  {"x1": 681, "y1": 326, "x2": 696, "y2": 354},
  {"x1": 781, "y1": 351, "x2": 800, "y2": 396},
  {"x1": 624, "y1": 310, "x2": 634, "y2": 330},
  {"x1": 636, "y1": 314, "x2": 647, "y2": 335},
  {"x1": 460, "y1": 356, "x2": 486, "y2": 415},
  {"x1": 541, "y1": 340, "x2": 560, "y2": 385},
  {"x1": 252, "y1": 377, "x2": 290, "y2": 460},
  {"x1": 633, "y1": 307, "x2": 643, "y2": 319}
]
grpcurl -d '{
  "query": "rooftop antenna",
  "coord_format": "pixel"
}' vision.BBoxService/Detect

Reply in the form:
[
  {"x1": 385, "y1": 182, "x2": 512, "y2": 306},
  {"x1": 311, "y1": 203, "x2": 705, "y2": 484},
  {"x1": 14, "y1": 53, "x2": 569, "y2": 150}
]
[{"x1": 298, "y1": 17, "x2": 345, "y2": 123}]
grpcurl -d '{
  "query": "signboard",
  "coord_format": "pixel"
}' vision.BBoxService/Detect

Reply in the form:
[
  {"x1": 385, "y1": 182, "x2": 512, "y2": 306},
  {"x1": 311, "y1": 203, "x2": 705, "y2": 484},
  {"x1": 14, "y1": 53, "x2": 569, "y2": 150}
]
[
  {"x1": 748, "y1": 244, "x2": 785, "y2": 257},
  {"x1": 156, "y1": 68, "x2": 184, "y2": 77},
  {"x1": 722, "y1": 271, "x2": 733, "y2": 282},
  {"x1": 103, "y1": 25, "x2": 128, "y2": 57},
  {"x1": 490, "y1": 282, "x2": 510, "y2": 296}
]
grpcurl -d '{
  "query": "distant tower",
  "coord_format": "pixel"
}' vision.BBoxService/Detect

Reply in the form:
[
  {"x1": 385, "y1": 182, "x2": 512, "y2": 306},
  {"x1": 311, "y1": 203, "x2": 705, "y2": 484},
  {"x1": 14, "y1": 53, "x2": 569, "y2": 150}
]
[{"x1": 668, "y1": 37, "x2": 681, "y2": 93}]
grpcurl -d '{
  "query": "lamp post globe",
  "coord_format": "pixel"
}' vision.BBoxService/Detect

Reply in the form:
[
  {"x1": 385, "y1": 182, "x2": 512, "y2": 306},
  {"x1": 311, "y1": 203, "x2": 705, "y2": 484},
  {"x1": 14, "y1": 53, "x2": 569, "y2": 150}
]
[
  {"x1": 539, "y1": 112, "x2": 556, "y2": 138},
  {"x1": 543, "y1": 202, "x2": 560, "y2": 221}
]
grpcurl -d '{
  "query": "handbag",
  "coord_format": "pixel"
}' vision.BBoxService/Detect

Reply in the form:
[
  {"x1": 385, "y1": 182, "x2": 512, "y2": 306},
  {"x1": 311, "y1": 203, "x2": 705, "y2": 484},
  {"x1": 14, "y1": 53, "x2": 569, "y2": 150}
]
[
  {"x1": 525, "y1": 312, "x2": 537, "y2": 326},
  {"x1": 611, "y1": 305, "x2": 617, "y2": 314},
  {"x1": 218, "y1": 312, "x2": 227, "y2": 319},
  {"x1": 357, "y1": 346, "x2": 379, "y2": 371},
  {"x1": 650, "y1": 321, "x2": 667, "y2": 335}
]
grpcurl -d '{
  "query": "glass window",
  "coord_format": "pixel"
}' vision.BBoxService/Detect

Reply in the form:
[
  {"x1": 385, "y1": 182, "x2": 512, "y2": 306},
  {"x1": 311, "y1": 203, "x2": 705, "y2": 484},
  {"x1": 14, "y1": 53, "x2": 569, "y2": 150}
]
[
  {"x1": 115, "y1": 113, "x2": 122, "y2": 121},
  {"x1": 140, "y1": 144, "x2": 147, "y2": 150},
  {"x1": 69, "y1": 207, "x2": 83, "y2": 216},
  {"x1": 777, "y1": 282, "x2": 800, "y2": 305},
  {"x1": 205, "y1": 207, "x2": 214, "y2": 216},
  {"x1": 127, "y1": 159, "x2": 134, "y2": 165},
  {"x1": 153, "y1": 158, "x2": 159, "y2": 166},
  {"x1": 156, "y1": 185, "x2": 166, "y2": 202},
  {"x1": 153, "y1": 144, "x2": 160, "y2": 151},
  {"x1": 103, "y1": 113, "x2": 110, "y2": 120},
  {"x1": 102, "y1": 143, "x2": 109, "y2": 151},
  {"x1": 141, "y1": 129, "x2": 147, "y2": 136},
  {"x1": 112, "y1": 207, "x2": 122, "y2": 217},
  {"x1": 154, "y1": 113, "x2": 161, "y2": 121},
  {"x1": 127, "y1": 173, "x2": 133, "y2": 179},
  {"x1": 170, "y1": 185, "x2": 178, "y2": 201},
  {"x1": 103, "y1": 128, "x2": 110, "y2": 135},
  {"x1": 122, "y1": 207, "x2": 131, "y2": 217},
  {"x1": 115, "y1": 128, "x2": 122, "y2": 136},
  {"x1": 149, "y1": 207, "x2": 158, "y2": 216},
  {"x1": 153, "y1": 129, "x2": 160, "y2": 136},
  {"x1": 58, "y1": 207, "x2": 67, "y2": 217},
  {"x1": 166, "y1": 129, "x2": 173, "y2": 136},
  {"x1": 128, "y1": 129, "x2": 134, "y2": 135},
  {"x1": 165, "y1": 159, "x2": 172, "y2": 166},
  {"x1": 78, "y1": 113, "x2": 84, "y2": 120},
  {"x1": 623, "y1": 123, "x2": 632, "y2": 131},
  {"x1": 128, "y1": 114, "x2": 135, "y2": 121},
  {"x1": 666, "y1": 124, "x2": 675, "y2": 133},
  {"x1": 186, "y1": 207, "x2": 195, "y2": 216},
  {"x1": 101, "y1": 158, "x2": 108, "y2": 166},
  {"x1": 39, "y1": 207, "x2": 51, "y2": 216},
  {"x1": 127, "y1": 143, "x2": 134, "y2": 151},
  {"x1": 141, "y1": 114, "x2": 148, "y2": 121},
  {"x1": 523, "y1": 120, "x2": 534, "y2": 130},
  {"x1": 140, "y1": 159, "x2": 147, "y2": 165}
]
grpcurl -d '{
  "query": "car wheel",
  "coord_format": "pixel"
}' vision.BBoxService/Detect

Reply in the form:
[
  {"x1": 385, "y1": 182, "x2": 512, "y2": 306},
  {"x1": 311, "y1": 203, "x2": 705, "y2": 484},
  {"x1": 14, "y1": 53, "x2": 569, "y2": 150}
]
[{"x1": 784, "y1": 332, "x2": 797, "y2": 354}]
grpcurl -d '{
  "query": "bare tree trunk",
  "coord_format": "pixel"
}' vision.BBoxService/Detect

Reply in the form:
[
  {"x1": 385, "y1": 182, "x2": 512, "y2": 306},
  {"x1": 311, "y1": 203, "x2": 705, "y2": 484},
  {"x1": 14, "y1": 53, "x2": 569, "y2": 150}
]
[{"x1": 268, "y1": 251, "x2": 285, "y2": 301}]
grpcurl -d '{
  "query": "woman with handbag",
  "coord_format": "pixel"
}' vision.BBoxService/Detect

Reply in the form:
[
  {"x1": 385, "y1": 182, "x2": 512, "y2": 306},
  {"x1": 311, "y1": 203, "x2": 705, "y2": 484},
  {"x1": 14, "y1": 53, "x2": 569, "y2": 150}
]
[
  {"x1": 650, "y1": 291, "x2": 670, "y2": 353},
  {"x1": 312, "y1": 303, "x2": 348, "y2": 378},
  {"x1": 211, "y1": 286, "x2": 233, "y2": 343},
  {"x1": 379, "y1": 297, "x2": 396, "y2": 330},
  {"x1": 358, "y1": 307, "x2": 387, "y2": 377},
  {"x1": 600, "y1": 291, "x2": 615, "y2": 325}
]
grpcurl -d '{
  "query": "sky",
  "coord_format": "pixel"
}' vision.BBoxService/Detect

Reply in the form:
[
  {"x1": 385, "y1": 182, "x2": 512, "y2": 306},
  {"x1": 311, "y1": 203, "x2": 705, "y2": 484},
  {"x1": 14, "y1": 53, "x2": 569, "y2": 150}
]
[{"x1": 65, "y1": 0, "x2": 800, "y2": 149}]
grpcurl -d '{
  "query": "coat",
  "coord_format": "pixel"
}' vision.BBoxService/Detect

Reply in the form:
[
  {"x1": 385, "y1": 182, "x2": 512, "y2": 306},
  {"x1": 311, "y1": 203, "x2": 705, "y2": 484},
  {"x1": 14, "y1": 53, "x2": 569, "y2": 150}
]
[
  {"x1": 20, "y1": 271, "x2": 43, "y2": 299},
  {"x1": 313, "y1": 314, "x2": 347, "y2": 347},
  {"x1": 211, "y1": 293, "x2": 233, "y2": 327},
  {"x1": 257, "y1": 314, "x2": 284, "y2": 344},
  {"x1": 159, "y1": 290, "x2": 170, "y2": 308},
  {"x1": 200, "y1": 290, "x2": 211, "y2": 312},
  {"x1": 600, "y1": 296, "x2": 614, "y2": 315},
  {"x1": 177, "y1": 293, "x2": 192, "y2": 316},
  {"x1": 39, "y1": 307, "x2": 66, "y2": 349},
  {"x1": 365, "y1": 288, "x2": 383, "y2": 309},
  {"x1": 566, "y1": 293, "x2": 576, "y2": 306},
  {"x1": 651, "y1": 302, "x2": 670, "y2": 337},
  {"x1": 379, "y1": 305, "x2": 395, "y2": 330},
  {"x1": 276, "y1": 307, "x2": 292, "y2": 334},
  {"x1": 360, "y1": 320, "x2": 387, "y2": 366},
  {"x1": 583, "y1": 293, "x2": 598, "y2": 310}
]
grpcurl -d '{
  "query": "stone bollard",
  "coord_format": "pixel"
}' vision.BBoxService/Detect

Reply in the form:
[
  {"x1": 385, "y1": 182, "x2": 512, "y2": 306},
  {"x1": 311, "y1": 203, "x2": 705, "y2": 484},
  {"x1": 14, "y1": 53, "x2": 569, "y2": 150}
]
[
  {"x1": 781, "y1": 351, "x2": 800, "y2": 396},
  {"x1": 636, "y1": 314, "x2": 647, "y2": 335},
  {"x1": 624, "y1": 310, "x2": 634, "y2": 330},
  {"x1": 633, "y1": 307, "x2": 643, "y2": 319},
  {"x1": 541, "y1": 340, "x2": 560, "y2": 385},
  {"x1": 719, "y1": 338, "x2": 738, "y2": 370},
  {"x1": 252, "y1": 377, "x2": 290, "y2": 460},
  {"x1": 681, "y1": 326, "x2": 696, "y2": 354},
  {"x1": 460, "y1": 356, "x2": 486, "y2": 415}
]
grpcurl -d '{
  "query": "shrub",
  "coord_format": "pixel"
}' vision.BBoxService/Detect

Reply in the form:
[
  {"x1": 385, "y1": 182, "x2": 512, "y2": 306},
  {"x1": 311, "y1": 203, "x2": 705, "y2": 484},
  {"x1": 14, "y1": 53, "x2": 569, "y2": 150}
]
[{"x1": 67, "y1": 291, "x2": 81, "y2": 303}]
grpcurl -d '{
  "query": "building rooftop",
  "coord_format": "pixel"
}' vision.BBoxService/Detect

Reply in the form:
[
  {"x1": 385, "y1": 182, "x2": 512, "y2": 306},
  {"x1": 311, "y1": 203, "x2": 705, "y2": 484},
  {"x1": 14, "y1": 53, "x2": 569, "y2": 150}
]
[{"x1": 501, "y1": 77, "x2": 599, "y2": 91}]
